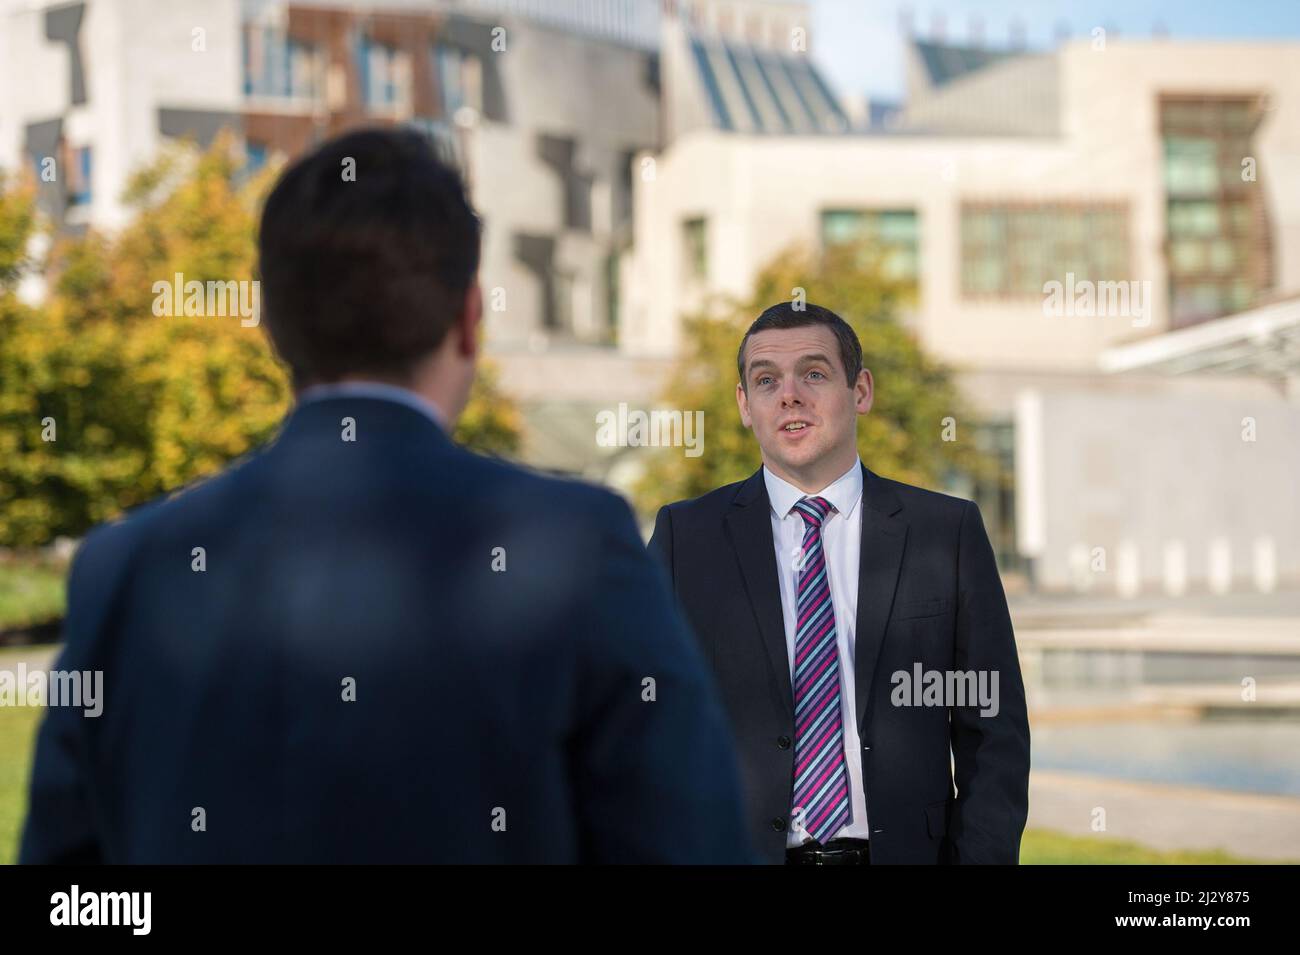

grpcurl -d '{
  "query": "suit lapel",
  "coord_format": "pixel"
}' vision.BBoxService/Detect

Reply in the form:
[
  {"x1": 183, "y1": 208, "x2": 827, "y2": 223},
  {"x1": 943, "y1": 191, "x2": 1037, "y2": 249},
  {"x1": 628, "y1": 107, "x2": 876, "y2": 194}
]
[
  {"x1": 854, "y1": 464, "x2": 907, "y2": 731},
  {"x1": 724, "y1": 470, "x2": 795, "y2": 720}
]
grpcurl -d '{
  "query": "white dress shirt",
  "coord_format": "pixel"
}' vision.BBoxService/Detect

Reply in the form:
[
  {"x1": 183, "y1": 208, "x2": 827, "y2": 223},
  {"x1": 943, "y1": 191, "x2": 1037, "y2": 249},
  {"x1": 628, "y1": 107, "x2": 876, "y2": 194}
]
[
  {"x1": 764, "y1": 458, "x2": 871, "y2": 846},
  {"x1": 295, "y1": 381, "x2": 449, "y2": 432}
]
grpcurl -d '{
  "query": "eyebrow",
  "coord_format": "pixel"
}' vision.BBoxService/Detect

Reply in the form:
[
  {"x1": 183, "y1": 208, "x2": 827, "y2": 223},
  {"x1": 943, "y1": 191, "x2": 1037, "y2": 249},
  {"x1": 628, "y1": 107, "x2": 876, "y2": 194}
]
[{"x1": 747, "y1": 354, "x2": 836, "y2": 377}]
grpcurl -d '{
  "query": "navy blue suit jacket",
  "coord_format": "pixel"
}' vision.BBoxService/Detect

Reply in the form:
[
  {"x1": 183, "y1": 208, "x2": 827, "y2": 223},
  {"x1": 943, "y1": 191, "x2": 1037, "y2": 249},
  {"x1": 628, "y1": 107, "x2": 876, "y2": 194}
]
[
  {"x1": 21, "y1": 396, "x2": 752, "y2": 864},
  {"x1": 649, "y1": 465, "x2": 1030, "y2": 864}
]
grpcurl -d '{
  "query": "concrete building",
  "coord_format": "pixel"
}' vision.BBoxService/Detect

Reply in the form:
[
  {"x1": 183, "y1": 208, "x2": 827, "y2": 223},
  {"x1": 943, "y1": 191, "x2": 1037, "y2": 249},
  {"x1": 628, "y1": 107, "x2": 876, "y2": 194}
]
[
  {"x1": 627, "y1": 37, "x2": 1300, "y2": 368},
  {"x1": 1024, "y1": 293, "x2": 1300, "y2": 596},
  {"x1": 0, "y1": 0, "x2": 244, "y2": 231}
]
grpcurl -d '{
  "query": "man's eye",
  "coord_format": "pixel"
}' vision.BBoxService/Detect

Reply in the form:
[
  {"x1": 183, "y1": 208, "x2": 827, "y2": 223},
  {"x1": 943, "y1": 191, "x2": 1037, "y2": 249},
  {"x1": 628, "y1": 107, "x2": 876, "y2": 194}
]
[
  {"x1": 808, "y1": 371, "x2": 826, "y2": 380},
  {"x1": 757, "y1": 376, "x2": 774, "y2": 386}
]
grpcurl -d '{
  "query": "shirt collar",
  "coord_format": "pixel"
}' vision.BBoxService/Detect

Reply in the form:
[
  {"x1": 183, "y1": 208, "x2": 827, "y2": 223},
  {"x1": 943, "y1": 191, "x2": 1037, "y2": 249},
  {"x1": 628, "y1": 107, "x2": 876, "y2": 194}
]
[
  {"x1": 295, "y1": 381, "x2": 449, "y2": 432},
  {"x1": 764, "y1": 458, "x2": 863, "y2": 523}
]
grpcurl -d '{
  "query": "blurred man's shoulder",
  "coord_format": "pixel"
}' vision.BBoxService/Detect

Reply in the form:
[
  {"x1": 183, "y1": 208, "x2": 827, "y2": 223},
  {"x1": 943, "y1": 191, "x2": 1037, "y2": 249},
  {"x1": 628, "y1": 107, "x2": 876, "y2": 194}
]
[
  {"x1": 76, "y1": 445, "x2": 641, "y2": 573},
  {"x1": 465, "y1": 452, "x2": 632, "y2": 524},
  {"x1": 72, "y1": 450, "x2": 264, "y2": 564},
  {"x1": 520, "y1": 468, "x2": 626, "y2": 514}
]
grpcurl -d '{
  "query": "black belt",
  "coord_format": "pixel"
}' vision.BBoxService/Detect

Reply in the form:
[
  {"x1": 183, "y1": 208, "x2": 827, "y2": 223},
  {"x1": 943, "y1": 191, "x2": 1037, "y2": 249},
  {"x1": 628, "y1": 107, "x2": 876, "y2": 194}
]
[{"x1": 785, "y1": 837, "x2": 870, "y2": 865}]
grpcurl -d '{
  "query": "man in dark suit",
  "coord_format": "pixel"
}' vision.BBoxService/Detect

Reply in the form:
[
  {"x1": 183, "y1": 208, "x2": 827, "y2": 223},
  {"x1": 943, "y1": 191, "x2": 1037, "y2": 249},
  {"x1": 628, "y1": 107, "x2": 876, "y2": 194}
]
[
  {"x1": 21, "y1": 129, "x2": 751, "y2": 864},
  {"x1": 649, "y1": 302, "x2": 1030, "y2": 864}
]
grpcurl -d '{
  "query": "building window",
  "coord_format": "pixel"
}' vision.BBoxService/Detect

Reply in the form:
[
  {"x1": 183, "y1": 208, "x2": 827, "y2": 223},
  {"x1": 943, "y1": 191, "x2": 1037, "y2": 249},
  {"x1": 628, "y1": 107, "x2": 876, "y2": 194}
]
[
  {"x1": 434, "y1": 44, "x2": 481, "y2": 118},
  {"x1": 285, "y1": 39, "x2": 318, "y2": 99},
  {"x1": 242, "y1": 24, "x2": 319, "y2": 100},
  {"x1": 615, "y1": 150, "x2": 637, "y2": 229},
  {"x1": 1161, "y1": 96, "x2": 1271, "y2": 328},
  {"x1": 537, "y1": 135, "x2": 592, "y2": 233},
  {"x1": 821, "y1": 209, "x2": 919, "y2": 284},
  {"x1": 970, "y1": 420, "x2": 1026, "y2": 574},
  {"x1": 960, "y1": 202, "x2": 1130, "y2": 298},
  {"x1": 356, "y1": 33, "x2": 404, "y2": 111},
  {"x1": 67, "y1": 145, "x2": 92, "y2": 206},
  {"x1": 605, "y1": 251, "x2": 621, "y2": 338},
  {"x1": 554, "y1": 271, "x2": 576, "y2": 332},
  {"x1": 241, "y1": 25, "x2": 257, "y2": 95},
  {"x1": 244, "y1": 140, "x2": 270, "y2": 175},
  {"x1": 682, "y1": 217, "x2": 708, "y2": 284},
  {"x1": 435, "y1": 44, "x2": 465, "y2": 114}
]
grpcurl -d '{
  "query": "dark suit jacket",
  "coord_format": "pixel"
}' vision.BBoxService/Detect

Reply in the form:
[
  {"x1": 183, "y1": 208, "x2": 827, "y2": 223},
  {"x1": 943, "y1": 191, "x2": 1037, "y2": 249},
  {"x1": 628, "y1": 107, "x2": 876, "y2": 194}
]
[
  {"x1": 649, "y1": 464, "x2": 1030, "y2": 864},
  {"x1": 21, "y1": 395, "x2": 752, "y2": 864}
]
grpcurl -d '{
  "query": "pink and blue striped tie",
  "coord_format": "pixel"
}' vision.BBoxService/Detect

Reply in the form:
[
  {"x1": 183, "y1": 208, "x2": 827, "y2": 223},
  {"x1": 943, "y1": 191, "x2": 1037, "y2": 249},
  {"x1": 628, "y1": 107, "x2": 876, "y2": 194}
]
[{"x1": 790, "y1": 495, "x2": 852, "y2": 844}]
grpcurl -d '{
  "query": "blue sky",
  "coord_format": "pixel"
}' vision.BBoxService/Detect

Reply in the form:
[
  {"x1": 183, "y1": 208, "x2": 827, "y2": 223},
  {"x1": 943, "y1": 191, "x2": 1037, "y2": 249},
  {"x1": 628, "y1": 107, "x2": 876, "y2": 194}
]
[{"x1": 812, "y1": 0, "x2": 1300, "y2": 100}]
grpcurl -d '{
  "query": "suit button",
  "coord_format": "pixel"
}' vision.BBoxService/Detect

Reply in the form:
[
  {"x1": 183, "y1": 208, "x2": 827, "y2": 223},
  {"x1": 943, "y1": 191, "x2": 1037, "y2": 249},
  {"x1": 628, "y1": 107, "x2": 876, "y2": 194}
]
[
  {"x1": 771, "y1": 817, "x2": 787, "y2": 833},
  {"x1": 777, "y1": 735, "x2": 791, "y2": 749}
]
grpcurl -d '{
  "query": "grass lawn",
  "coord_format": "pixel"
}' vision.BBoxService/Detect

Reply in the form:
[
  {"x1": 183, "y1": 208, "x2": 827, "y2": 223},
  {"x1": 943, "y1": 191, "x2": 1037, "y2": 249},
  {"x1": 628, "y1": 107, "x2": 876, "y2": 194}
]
[
  {"x1": 0, "y1": 703, "x2": 42, "y2": 864},
  {"x1": 0, "y1": 644, "x2": 59, "y2": 863},
  {"x1": 1019, "y1": 828, "x2": 1280, "y2": 864},
  {"x1": 0, "y1": 558, "x2": 67, "y2": 631}
]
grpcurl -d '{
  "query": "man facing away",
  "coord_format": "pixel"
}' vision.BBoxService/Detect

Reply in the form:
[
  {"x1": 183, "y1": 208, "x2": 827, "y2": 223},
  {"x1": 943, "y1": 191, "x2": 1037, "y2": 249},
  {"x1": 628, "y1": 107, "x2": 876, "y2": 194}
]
[
  {"x1": 21, "y1": 129, "x2": 752, "y2": 864},
  {"x1": 648, "y1": 302, "x2": 1030, "y2": 864}
]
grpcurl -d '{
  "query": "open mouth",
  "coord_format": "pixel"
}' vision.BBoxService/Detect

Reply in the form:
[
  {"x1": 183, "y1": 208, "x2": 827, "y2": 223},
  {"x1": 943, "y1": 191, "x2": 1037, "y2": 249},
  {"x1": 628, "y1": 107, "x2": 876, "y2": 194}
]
[{"x1": 780, "y1": 421, "x2": 812, "y2": 434}]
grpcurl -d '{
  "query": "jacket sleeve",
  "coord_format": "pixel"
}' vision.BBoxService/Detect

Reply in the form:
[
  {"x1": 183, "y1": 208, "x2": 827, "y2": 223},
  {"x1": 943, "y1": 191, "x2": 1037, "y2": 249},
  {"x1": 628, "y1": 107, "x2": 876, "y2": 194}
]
[
  {"x1": 19, "y1": 525, "x2": 121, "y2": 864},
  {"x1": 569, "y1": 492, "x2": 753, "y2": 863},
  {"x1": 948, "y1": 500, "x2": 1031, "y2": 864}
]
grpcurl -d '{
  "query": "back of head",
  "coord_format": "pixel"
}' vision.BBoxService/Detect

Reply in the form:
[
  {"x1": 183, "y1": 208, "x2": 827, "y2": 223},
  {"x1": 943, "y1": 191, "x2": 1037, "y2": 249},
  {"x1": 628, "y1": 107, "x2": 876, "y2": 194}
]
[{"x1": 258, "y1": 128, "x2": 481, "y2": 388}]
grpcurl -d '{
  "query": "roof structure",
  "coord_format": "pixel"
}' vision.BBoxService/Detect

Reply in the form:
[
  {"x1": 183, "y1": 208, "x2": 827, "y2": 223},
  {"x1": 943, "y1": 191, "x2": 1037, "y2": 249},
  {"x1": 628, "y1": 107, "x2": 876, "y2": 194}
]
[
  {"x1": 1100, "y1": 295, "x2": 1300, "y2": 378},
  {"x1": 912, "y1": 39, "x2": 1018, "y2": 88},
  {"x1": 687, "y1": 32, "x2": 848, "y2": 134}
]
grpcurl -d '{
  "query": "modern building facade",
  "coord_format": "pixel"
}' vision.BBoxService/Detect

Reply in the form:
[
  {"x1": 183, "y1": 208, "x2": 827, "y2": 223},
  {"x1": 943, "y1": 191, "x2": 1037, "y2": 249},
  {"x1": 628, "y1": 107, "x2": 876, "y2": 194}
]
[
  {"x1": 627, "y1": 36, "x2": 1300, "y2": 371},
  {"x1": 0, "y1": 0, "x2": 244, "y2": 231}
]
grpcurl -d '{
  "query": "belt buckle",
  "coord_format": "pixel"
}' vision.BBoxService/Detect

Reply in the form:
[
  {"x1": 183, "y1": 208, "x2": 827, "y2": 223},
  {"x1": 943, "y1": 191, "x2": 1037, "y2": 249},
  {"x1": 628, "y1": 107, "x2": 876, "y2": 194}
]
[
  {"x1": 820, "y1": 848, "x2": 857, "y2": 865},
  {"x1": 791, "y1": 840, "x2": 868, "y2": 865},
  {"x1": 820, "y1": 841, "x2": 868, "y2": 864}
]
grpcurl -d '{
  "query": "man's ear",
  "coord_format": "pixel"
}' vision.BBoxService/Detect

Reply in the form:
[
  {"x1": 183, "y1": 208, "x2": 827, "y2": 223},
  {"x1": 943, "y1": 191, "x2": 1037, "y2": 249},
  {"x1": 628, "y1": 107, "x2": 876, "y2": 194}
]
[
  {"x1": 855, "y1": 368, "x2": 874, "y2": 415},
  {"x1": 457, "y1": 282, "x2": 483, "y2": 359},
  {"x1": 736, "y1": 381, "x2": 753, "y2": 429}
]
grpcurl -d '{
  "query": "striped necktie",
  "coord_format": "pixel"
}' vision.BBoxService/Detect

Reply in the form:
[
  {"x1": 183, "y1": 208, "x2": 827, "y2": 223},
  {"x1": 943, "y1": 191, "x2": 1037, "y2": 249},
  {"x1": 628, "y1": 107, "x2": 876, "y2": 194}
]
[{"x1": 790, "y1": 495, "x2": 852, "y2": 844}]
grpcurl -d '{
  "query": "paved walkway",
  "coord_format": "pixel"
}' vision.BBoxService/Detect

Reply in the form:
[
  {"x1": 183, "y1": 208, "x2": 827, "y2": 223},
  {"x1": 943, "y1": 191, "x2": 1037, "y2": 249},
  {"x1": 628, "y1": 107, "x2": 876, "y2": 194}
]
[
  {"x1": 1030, "y1": 769, "x2": 1300, "y2": 861},
  {"x1": 0, "y1": 645, "x2": 58, "y2": 672}
]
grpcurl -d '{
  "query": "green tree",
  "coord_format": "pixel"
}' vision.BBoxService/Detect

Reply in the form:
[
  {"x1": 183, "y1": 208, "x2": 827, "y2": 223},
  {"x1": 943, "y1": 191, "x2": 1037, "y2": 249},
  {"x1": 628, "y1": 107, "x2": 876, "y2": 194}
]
[
  {"x1": 0, "y1": 135, "x2": 521, "y2": 547},
  {"x1": 454, "y1": 358, "x2": 523, "y2": 457},
  {"x1": 634, "y1": 241, "x2": 995, "y2": 514}
]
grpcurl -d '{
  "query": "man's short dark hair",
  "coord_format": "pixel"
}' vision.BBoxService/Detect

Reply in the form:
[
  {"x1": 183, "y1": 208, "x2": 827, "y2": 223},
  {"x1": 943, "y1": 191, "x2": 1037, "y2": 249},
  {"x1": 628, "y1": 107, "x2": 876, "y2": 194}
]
[
  {"x1": 737, "y1": 302, "x2": 862, "y2": 390},
  {"x1": 258, "y1": 128, "x2": 481, "y2": 387}
]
